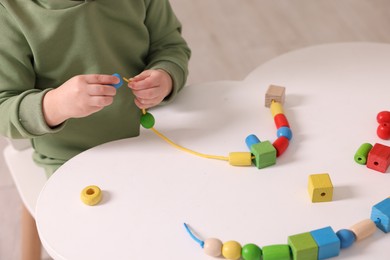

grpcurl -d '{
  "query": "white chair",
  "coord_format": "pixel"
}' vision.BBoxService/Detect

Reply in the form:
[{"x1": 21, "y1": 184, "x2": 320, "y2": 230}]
[{"x1": 3, "y1": 138, "x2": 48, "y2": 260}]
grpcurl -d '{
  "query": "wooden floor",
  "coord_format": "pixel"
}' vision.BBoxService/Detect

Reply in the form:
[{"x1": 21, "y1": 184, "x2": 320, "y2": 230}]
[{"x1": 1, "y1": 1, "x2": 390, "y2": 259}]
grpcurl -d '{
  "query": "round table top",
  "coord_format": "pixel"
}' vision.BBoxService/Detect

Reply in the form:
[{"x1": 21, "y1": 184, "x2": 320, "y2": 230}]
[{"x1": 36, "y1": 42, "x2": 390, "y2": 260}]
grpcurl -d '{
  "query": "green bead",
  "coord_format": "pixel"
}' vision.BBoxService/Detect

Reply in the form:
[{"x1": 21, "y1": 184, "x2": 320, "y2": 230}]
[
  {"x1": 140, "y1": 112, "x2": 155, "y2": 129},
  {"x1": 242, "y1": 243, "x2": 262, "y2": 260},
  {"x1": 354, "y1": 143, "x2": 373, "y2": 165}
]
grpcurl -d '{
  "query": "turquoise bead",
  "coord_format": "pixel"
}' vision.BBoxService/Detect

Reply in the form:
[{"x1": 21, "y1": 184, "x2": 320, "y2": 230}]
[
  {"x1": 336, "y1": 229, "x2": 356, "y2": 249},
  {"x1": 111, "y1": 73, "x2": 123, "y2": 89},
  {"x1": 242, "y1": 243, "x2": 262, "y2": 260},
  {"x1": 276, "y1": 126, "x2": 292, "y2": 140},
  {"x1": 140, "y1": 112, "x2": 155, "y2": 129}
]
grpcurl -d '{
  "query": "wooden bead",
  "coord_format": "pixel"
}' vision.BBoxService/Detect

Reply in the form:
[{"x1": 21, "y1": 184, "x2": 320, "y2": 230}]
[
  {"x1": 204, "y1": 238, "x2": 223, "y2": 257},
  {"x1": 229, "y1": 152, "x2": 252, "y2": 166},
  {"x1": 366, "y1": 143, "x2": 390, "y2": 173},
  {"x1": 276, "y1": 126, "x2": 292, "y2": 141},
  {"x1": 354, "y1": 143, "x2": 373, "y2": 165},
  {"x1": 250, "y1": 141, "x2": 277, "y2": 169},
  {"x1": 310, "y1": 226, "x2": 340, "y2": 259},
  {"x1": 288, "y1": 232, "x2": 318, "y2": 260},
  {"x1": 111, "y1": 73, "x2": 123, "y2": 89},
  {"x1": 222, "y1": 241, "x2": 242, "y2": 260},
  {"x1": 242, "y1": 243, "x2": 262, "y2": 260},
  {"x1": 262, "y1": 244, "x2": 291, "y2": 260},
  {"x1": 80, "y1": 185, "x2": 102, "y2": 206},
  {"x1": 308, "y1": 173, "x2": 333, "y2": 203},
  {"x1": 349, "y1": 219, "x2": 377, "y2": 241},
  {"x1": 270, "y1": 101, "x2": 284, "y2": 117},
  {"x1": 140, "y1": 112, "x2": 155, "y2": 129},
  {"x1": 245, "y1": 134, "x2": 261, "y2": 150},
  {"x1": 336, "y1": 229, "x2": 356, "y2": 248},
  {"x1": 265, "y1": 85, "x2": 285, "y2": 108},
  {"x1": 272, "y1": 137, "x2": 289, "y2": 157},
  {"x1": 371, "y1": 197, "x2": 390, "y2": 233},
  {"x1": 274, "y1": 113, "x2": 290, "y2": 129}
]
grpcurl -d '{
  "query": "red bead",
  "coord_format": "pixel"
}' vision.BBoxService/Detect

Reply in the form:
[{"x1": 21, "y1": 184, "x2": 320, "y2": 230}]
[
  {"x1": 377, "y1": 111, "x2": 390, "y2": 124},
  {"x1": 366, "y1": 143, "x2": 390, "y2": 173},
  {"x1": 377, "y1": 123, "x2": 390, "y2": 140},
  {"x1": 273, "y1": 136, "x2": 289, "y2": 157},
  {"x1": 274, "y1": 114, "x2": 290, "y2": 129}
]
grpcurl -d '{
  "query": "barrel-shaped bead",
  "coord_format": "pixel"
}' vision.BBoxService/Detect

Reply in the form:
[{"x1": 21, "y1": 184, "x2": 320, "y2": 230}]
[
  {"x1": 277, "y1": 127, "x2": 292, "y2": 141},
  {"x1": 245, "y1": 134, "x2": 261, "y2": 150},
  {"x1": 229, "y1": 152, "x2": 252, "y2": 166},
  {"x1": 349, "y1": 219, "x2": 377, "y2": 241},
  {"x1": 204, "y1": 238, "x2": 223, "y2": 257},
  {"x1": 262, "y1": 244, "x2": 291, "y2": 260},
  {"x1": 222, "y1": 241, "x2": 242, "y2": 260},
  {"x1": 336, "y1": 229, "x2": 356, "y2": 249},
  {"x1": 270, "y1": 101, "x2": 284, "y2": 117},
  {"x1": 273, "y1": 137, "x2": 289, "y2": 157},
  {"x1": 241, "y1": 243, "x2": 262, "y2": 260},
  {"x1": 274, "y1": 113, "x2": 290, "y2": 129},
  {"x1": 354, "y1": 143, "x2": 373, "y2": 165},
  {"x1": 111, "y1": 73, "x2": 124, "y2": 89}
]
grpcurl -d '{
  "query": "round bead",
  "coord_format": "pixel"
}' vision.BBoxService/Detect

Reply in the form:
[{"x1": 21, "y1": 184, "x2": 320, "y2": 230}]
[
  {"x1": 111, "y1": 73, "x2": 123, "y2": 89},
  {"x1": 222, "y1": 240, "x2": 242, "y2": 260},
  {"x1": 242, "y1": 243, "x2": 262, "y2": 260},
  {"x1": 272, "y1": 136, "x2": 289, "y2": 157},
  {"x1": 276, "y1": 126, "x2": 292, "y2": 141},
  {"x1": 377, "y1": 123, "x2": 390, "y2": 140},
  {"x1": 274, "y1": 113, "x2": 290, "y2": 129},
  {"x1": 245, "y1": 134, "x2": 261, "y2": 150},
  {"x1": 354, "y1": 143, "x2": 373, "y2": 165},
  {"x1": 377, "y1": 111, "x2": 390, "y2": 124},
  {"x1": 204, "y1": 238, "x2": 223, "y2": 257},
  {"x1": 80, "y1": 185, "x2": 102, "y2": 206},
  {"x1": 140, "y1": 112, "x2": 155, "y2": 129},
  {"x1": 336, "y1": 229, "x2": 356, "y2": 248}
]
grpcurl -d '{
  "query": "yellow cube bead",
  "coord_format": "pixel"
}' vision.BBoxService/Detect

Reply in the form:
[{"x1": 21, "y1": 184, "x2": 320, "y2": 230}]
[
  {"x1": 229, "y1": 152, "x2": 252, "y2": 166},
  {"x1": 308, "y1": 174, "x2": 333, "y2": 203},
  {"x1": 222, "y1": 241, "x2": 241, "y2": 260}
]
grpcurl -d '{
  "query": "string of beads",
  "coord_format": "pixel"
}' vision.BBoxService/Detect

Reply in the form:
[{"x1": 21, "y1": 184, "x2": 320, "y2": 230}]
[{"x1": 184, "y1": 197, "x2": 390, "y2": 260}]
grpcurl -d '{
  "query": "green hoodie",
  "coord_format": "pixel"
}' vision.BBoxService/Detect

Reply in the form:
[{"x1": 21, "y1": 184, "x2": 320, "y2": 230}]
[{"x1": 0, "y1": 0, "x2": 191, "y2": 174}]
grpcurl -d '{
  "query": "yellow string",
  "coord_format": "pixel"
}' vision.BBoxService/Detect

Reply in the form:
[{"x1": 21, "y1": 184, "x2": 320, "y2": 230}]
[{"x1": 123, "y1": 77, "x2": 229, "y2": 162}]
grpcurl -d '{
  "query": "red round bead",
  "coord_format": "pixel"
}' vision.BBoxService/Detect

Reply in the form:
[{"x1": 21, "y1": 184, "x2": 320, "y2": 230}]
[
  {"x1": 377, "y1": 123, "x2": 390, "y2": 140},
  {"x1": 377, "y1": 111, "x2": 390, "y2": 124}
]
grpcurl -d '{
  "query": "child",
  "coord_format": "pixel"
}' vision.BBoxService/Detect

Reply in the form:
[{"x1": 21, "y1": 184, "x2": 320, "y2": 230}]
[{"x1": 0, "y1": 0, "x2": 191, "y2": 176}]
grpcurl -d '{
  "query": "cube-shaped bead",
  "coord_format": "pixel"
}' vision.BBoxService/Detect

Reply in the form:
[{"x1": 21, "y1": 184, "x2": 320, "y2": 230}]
[
  {"x1": 371, "y1": 197, "x2": 390, "y2": 233},
  {"x1": 310, "y1": 226, "x2": 340, "y2": 260},
  {"x1": 288, "y1": 232, "x2": 318, "y2": 260},
  {"x1": 250, "y1": 141, "x2": 277, "y2": 169},
  {"x1": 366, "y1": 143, "x2": 390, "y2": 173},
  {"x1": 265, "y1": 85, "x2": 286, "y2": 108},
  {"x1": 262, "y1": 244, "x2": 291, "y2": 260},
  {"x1": 308, "y1": 174, "x2": 333, "y2": 203}
]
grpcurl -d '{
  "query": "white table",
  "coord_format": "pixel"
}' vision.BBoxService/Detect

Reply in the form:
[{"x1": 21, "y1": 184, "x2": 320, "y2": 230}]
[{"x1": 36, "y1": 42, "x2": 390, "y2": 260}]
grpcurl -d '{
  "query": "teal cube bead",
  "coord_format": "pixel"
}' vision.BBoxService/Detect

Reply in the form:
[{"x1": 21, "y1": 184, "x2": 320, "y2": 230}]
[{"x1": 310, "y1": 226, "x2": 340, "y2": 259}]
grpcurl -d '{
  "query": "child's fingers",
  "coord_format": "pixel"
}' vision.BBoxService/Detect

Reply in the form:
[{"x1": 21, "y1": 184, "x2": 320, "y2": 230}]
[{"x1": 83, "y1": 74, "x2": 120, "y2": 85}]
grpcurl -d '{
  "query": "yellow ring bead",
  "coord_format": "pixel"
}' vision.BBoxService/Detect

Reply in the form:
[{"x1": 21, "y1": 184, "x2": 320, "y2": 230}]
[{"x1": 81, "y1": 185, "x2": 102, "y2": 206}]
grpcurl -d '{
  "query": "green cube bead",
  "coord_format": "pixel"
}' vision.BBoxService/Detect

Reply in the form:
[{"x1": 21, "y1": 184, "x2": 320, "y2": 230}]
[
  {"x1": 262, "y1": 244, "x2": 291, "y2": 260},
  {"x1": 288, "y1": 232, "x2": 318, "y2": 260},
  {"x1": 250, "y1": 140, "x2": 277, "y2": 169}
]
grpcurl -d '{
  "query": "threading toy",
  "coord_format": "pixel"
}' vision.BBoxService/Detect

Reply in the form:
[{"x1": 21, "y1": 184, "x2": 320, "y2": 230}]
[
  {"x1": 184, "y1": 197, "x2": 390, "y2": 260},
  {"x1": 122, "y1": 77, "x2": 292, "y2": 169}
]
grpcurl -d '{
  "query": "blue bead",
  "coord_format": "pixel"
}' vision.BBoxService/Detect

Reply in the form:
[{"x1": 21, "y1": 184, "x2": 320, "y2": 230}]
[
  {"x1": 336, "y1": 229, "x2": 356, "y2": 249},
  {"x1": 245, "y1": 134, "x2": 261, "y2": 150},
  {"x1": 111, "y1": 73, "x2": 123, "y2": 89},
  {"x1": 277, "y1": 126, "x2": 292, "y2": 140}
]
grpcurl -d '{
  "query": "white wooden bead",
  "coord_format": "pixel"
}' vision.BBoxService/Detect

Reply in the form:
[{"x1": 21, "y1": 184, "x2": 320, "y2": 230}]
[
  {"x1": 349, "y1": 219, "x2": 377, "y2": 241},
  {"x1": 204, "y1": 238, "x2": 223, "y2": 257}
]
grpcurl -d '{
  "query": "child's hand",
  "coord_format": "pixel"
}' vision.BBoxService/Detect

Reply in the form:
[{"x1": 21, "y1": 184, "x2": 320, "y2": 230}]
[
  {"x1": 128, "y1": 69, "x2": 173, "y2": 109},
  {"x1": 43, "y1": 74, "x2": 119, "y2": 127}
]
